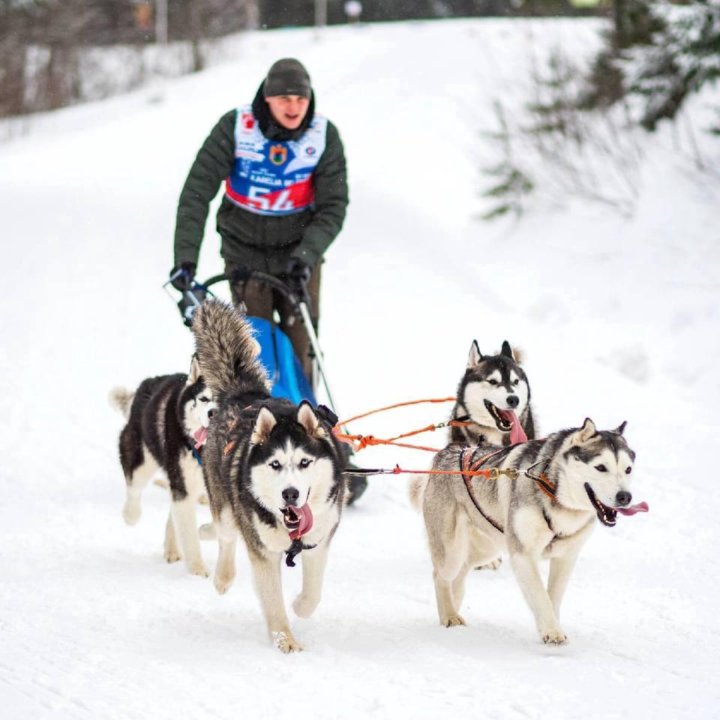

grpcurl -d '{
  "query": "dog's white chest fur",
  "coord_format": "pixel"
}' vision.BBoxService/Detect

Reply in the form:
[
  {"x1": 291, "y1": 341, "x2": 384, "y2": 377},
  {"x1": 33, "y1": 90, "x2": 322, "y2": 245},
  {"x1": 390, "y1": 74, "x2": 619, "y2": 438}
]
[
  {"x1": 511, "y1": 506, "x2": 594, "y2": 558},
  {"x1": 179, "y1": 452, "x2": 206, "y2": 499}
]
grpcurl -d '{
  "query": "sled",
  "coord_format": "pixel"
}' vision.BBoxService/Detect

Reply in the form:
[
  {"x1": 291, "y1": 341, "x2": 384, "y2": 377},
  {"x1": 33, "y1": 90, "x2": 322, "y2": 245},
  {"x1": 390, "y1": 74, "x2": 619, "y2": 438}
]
[
  {"x1": 170, "y1": 270, "x2": 319, "y2": 406},
  {"x1": 246, "y1": 315, "x2": 316, "y2": 404}
]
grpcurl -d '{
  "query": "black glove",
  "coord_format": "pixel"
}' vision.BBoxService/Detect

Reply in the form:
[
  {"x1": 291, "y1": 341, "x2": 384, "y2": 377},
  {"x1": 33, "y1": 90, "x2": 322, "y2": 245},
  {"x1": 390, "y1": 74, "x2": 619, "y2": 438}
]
[
  {"x1": 284, "y1": 258, "x2": 312, "y2": 295},
  {"x1": 169, "y1": 262, "x2": 196, "y2": 291}
]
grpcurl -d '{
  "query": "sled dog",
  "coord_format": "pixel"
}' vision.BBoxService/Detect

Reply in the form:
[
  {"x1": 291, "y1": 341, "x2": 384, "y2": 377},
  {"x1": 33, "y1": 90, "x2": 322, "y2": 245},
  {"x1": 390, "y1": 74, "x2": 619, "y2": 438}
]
[
  {"x1": 409, "y1": 340, "x2": 535, "y2": 513},
  {"x1": 110, "y1": 359, "x2": 217, "y2": 576},
  {"x1": 420, "y1": 419, "x2": 647, "y2": 644},
  {"x1": 450, "y1": 340, "x2": 535, "y2": 447},
  {"x1": 191, "y1": 299, "x2": 345, "y2": 653}
]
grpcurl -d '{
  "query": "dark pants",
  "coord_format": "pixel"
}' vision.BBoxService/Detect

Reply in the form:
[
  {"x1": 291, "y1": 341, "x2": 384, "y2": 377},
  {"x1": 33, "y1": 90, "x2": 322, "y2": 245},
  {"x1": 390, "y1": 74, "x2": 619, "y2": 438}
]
[{"x1": 225, "y1": 263, "x2": 322, "y2": 387}]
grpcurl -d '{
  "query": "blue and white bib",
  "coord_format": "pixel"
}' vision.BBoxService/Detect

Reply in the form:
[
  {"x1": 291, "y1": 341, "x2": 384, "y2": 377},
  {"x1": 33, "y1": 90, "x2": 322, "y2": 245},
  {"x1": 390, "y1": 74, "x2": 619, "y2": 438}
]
[{"x1": 225, "y1": 105, "x2": 328, "y2": 216}]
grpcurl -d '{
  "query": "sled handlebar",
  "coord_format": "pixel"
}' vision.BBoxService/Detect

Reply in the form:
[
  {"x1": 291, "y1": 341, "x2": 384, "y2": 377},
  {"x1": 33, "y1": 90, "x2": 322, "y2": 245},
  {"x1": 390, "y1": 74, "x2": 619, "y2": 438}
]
[
  {"x1": 198, "y1": 270, "x2": 304, "y2": 307},
  {"x1": 165, "y1": 270, "x2": 307, "y2": 328}
]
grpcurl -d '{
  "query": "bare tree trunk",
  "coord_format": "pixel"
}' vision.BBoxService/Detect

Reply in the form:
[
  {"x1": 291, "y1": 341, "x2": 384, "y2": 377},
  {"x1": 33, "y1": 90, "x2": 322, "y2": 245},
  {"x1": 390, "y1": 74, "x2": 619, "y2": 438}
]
[
  {"x1": 46, "y1": 44, "x2": 80, "y2": 110},
  {"x1": 613, "y1": 0, "x2": 630, "y2": 47},
  {"x1": 0, "y1": 37, "x2": 27, "y2": 116},
  {"x1": 188, "y1": 1, "x2": 204, "y2": 72}
]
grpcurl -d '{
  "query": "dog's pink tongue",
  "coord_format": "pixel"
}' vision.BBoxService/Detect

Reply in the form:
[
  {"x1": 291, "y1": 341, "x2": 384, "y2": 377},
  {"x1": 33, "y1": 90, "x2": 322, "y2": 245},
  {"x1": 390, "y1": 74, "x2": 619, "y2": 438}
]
[
  {"x1": 192, "y1": 426, "x2": 208, "y2": 450},
  {"x1": 498, "y1": 409, "x2": 528, "y2": 445},
  {"x1": 289, "y1": 504, "x2": 314, "y2": 540},
  {"x1": 617, "y1": 501, "x2": 649, "y2": 516}
]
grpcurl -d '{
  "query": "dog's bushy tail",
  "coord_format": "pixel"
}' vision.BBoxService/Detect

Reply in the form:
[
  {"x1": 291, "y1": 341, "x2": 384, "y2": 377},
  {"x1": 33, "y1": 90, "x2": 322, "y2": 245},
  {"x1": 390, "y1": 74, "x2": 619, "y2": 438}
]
[
  {"x1": 408, "y1": 476, "x2": 428, "y2": 512},
  {"x1": 109, "y1": 387, "x2": 135, "y2": 417},
  {"x1": 191, "y1": 299, "x2": 269, "y2": 400}
]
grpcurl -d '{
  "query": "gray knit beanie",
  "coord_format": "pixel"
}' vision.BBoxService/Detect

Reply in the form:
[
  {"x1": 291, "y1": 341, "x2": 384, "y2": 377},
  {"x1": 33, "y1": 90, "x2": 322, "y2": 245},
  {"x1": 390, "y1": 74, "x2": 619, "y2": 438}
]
[{"x1": 263, "y1": 58, "x2": 312, "y2": 98}]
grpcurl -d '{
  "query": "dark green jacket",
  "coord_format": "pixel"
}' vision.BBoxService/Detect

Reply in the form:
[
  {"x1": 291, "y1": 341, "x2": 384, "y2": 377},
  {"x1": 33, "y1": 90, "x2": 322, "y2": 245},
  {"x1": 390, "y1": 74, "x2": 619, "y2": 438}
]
[{"x1": 174, "y1": 90, "x2": 348, "y2": 275}]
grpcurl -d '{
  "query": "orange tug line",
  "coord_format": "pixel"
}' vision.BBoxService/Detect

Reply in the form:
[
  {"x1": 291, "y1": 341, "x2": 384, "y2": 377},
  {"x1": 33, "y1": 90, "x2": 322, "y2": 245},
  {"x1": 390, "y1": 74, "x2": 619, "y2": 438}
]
[
  {"x1": 332, "y1": 396, "x2": 499, "y2": 480},
  {"x1": 331, "y1": 396, "x2": 557, "y2": 492},
  {"x1": 333, "y1": 396, "x2": 464, "y2": 453}
]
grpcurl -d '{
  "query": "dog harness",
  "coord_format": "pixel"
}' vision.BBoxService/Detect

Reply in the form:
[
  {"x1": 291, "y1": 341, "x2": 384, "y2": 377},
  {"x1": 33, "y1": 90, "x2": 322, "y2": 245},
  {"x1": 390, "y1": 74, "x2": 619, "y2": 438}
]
[
  {"x1": 459, "y1": 448, "x2": 510, "y2": 534},
  {"x1": 225, "y1": 105, "x2": 328, "y2": 216},
  {"x1": 183, "y1": 438, "x2": 203, "y2": 466}
]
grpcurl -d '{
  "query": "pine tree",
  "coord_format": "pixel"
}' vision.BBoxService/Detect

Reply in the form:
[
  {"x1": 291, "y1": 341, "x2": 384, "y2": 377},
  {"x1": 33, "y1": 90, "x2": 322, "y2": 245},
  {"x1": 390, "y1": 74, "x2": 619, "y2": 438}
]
[
  {"x1": 626, "y1": 0, "x2": 720, "y2": 130},
  {"x1": 579, "y1": 0, "x2": 662, "y2": 109}
]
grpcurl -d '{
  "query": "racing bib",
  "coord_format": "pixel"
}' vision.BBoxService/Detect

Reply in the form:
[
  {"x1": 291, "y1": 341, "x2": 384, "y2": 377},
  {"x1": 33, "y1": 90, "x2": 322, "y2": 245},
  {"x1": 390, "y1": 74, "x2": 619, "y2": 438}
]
[{"x1": 225, "y1": 105, "x2": 328, "y2": 216}]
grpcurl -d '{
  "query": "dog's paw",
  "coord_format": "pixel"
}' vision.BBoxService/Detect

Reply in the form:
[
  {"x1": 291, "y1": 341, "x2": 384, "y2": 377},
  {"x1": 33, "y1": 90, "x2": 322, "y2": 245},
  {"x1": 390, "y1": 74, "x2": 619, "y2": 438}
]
[
  {"x1": 541, "y1": 628, "x2": 568, "y2": 645},
  {"x1": 198, "y1": 523, "x2": 217, "y2": 541},
  {"x1": 443, "y1": 614, "x2": 467, "y2": 628},
  {"x1": 214, "y1": 573, "x2": 234, "y2": 595},
  {"x1": 272, "y1": 630, "x2": 303, "y2": 654},
  {"x1": 188, "y1": 561, "x2": 209, "y2": 578},
  {"x1": 292, "y1": 593, "x2": 319, "y2": 618},
  {"x1": 122, "y1": 501, "x2": 141, "y2": 526},
  {"x1": 164, "y1": 549, "x2": 182, "y2": 563}
]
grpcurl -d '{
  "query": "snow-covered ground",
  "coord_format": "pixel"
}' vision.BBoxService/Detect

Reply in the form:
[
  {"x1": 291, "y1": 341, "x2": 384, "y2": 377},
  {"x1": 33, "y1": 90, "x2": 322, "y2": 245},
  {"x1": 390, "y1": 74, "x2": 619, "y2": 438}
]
[{"x1": 1, "y1": 17, "x2": 719, "y2": 720}]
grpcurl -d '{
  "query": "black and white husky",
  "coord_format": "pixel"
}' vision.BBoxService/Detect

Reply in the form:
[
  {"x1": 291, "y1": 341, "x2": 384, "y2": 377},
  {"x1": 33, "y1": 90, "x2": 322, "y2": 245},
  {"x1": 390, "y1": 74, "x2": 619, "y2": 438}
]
[
  {"x1": 109, "y1": 358, "x2": 217, "y2": 576},
  {"x1": 450, "y1": 340, "x2": 535, "y2": 447},
  {"x1": 191, "y1": 299, "x2": 345, "y2": 653},
  {"x1": 420, "y1": 419, "x2": 648, "y2": 644}
]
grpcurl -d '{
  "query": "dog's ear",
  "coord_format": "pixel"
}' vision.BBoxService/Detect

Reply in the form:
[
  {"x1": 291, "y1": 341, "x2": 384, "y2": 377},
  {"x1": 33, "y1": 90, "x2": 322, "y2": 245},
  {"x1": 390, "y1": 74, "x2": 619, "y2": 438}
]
[
  {"x1": 467, "y1": 340, "x2": 482, "y2": 368},
  {"x1": 501, "y1": 340, "x2": 524, "y2": 364},
  {"x1": 577, "y1": 418, "x2": 597, "y2": 442},
  {"x1": 251, "y1": 406, "x2": 277, "y2": 446},
  {"x1": 187, "y1": 354, "x2": 202, "y2": 384},
  {"x1": 614, "y1": 421, "x2": 627, "y2": 435},
  {"x1": 297, "y1": 401, "x2": 327, "y2": 439}
]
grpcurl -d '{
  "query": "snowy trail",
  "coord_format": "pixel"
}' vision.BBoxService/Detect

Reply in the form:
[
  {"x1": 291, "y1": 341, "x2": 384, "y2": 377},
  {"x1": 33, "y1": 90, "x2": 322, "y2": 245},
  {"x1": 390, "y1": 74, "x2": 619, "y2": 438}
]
[{"x1": 1, "y1": 18, "x2": 719, "y2": 720}]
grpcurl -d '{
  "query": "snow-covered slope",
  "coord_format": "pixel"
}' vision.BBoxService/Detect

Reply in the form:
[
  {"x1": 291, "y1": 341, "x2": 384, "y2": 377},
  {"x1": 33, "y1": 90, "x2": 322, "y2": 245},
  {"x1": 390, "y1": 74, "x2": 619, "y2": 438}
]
[{"x1": 1, "y1": 18, "x2": 718, "y2": 720}]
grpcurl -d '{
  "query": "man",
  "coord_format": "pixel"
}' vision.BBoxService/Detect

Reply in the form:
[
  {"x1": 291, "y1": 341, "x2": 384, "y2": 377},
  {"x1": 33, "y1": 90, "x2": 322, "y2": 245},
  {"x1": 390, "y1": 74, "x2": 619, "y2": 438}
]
[
  {"x1": 171, "y1": 58, "x2": 367, "y2": 505},
  {"x1": 171, "y1": 57, "x2": 348, "y2": 386}
]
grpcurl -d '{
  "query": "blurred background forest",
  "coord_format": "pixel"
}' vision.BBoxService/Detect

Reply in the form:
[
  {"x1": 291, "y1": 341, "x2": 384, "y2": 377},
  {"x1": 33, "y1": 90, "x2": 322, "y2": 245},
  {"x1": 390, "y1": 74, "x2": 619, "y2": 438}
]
[
  {"x1": 1, "y1": 0, "x2": 718, "y2": 204},
  {"x1": 0, "y1": 0, "x2": 612, "y2": 116}
]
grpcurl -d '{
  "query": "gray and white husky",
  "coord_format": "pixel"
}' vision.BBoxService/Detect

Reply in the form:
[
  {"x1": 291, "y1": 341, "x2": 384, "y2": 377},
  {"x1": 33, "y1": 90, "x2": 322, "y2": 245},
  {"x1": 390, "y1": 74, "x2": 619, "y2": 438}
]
[
  {"x1": 109, "y1": 358, "x2": 217, "y2": 576},
  {"x1": 409, "y1": 340, "x2": 535, "y2": 515},
  {"x1": 191, "y1": 299, "x2": 345, "y2": 653},
  {"x1": 450, "y1": 340, "x2": 535, "y2": 447},
  {"x1": 420, "y1": 419, "x2": 647, "y2": 644}
]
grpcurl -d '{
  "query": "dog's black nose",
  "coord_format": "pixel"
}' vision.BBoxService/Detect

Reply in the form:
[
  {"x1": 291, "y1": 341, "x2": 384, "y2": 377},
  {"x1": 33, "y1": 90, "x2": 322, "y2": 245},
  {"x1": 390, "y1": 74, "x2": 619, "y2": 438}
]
[
  {"x1": 616, "y1": 490, "x2": 632, "y2": 507},
  {"x1": 208, "y1": 409, "x2": 216, "y2": 419},
  {"x1": 282, "y1": 486, "x2": 300, "y2": 505},
  {"x1": 506, "y1": 395, "x2": 519, "y2": 409}
]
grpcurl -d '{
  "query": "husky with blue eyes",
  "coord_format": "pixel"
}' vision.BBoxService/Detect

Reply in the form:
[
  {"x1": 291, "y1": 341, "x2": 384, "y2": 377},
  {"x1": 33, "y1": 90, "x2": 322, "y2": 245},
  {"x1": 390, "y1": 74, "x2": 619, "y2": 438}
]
[
  {"x1": 191, "y1": 300, "x2": 344, "y2": 654},
  {"x1": 109, "y1": 357, "x2": 217, "y2": 576},
  {"x1": 419, "y1": 419, "x2": 648, "y2": 645}
]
